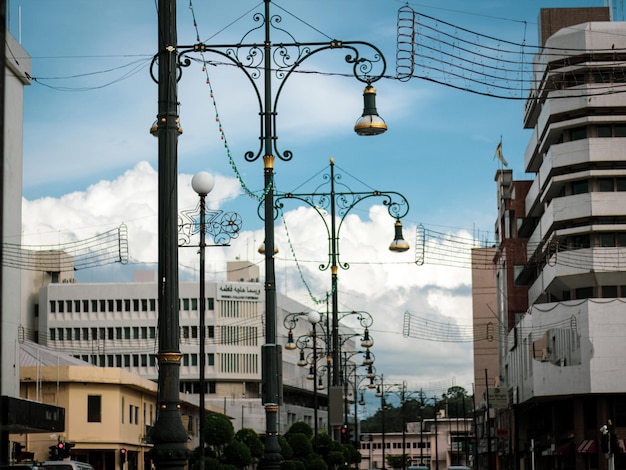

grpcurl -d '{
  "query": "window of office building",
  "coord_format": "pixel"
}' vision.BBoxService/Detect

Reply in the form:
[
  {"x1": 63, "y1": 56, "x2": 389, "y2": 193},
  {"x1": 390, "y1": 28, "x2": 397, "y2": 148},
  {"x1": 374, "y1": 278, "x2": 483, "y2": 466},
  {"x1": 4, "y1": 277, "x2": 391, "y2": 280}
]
[
  {"x1": 107, "y1": 300, "x2": 114, "y2": 312},
  {"x1": 58, "y1": 301, "x2": 64, "y2": 313},
  {"x1": 149, "y1": 327, "x2": 156, "y2": 339},
  {"x1": 133, "y1": 327, "x2": 139, "y2": 339},
  {"x1": 124, "y1": 299, "x2": 131, "y2": 311},
  {"x1": 598, "y1": 178, "x2": 614, "y2": 192},
  {"x1": 570, "y1": 126, "x2": 587, "y2": 141},
  {"x1": 74, "y1": 300, "x2": 80, "y2": 313},
  {"x1": 83, "y1": 300, "x2": 89, "y2": 312},
  {"x1": 208, "y1": 353, "x2": 215, "y2": 366},
  {"x1": 572, "y1": 180, "x2": 589, "y2": 195},
  {"x1": 150, "y1": 299, "x2": 156, "y2": 311},
  {"x1": 133, "y1": 299, "x2": 139, "y2": 312},
  {"x1": 116, "y1": 299, "x2": 123, "y2": 312},
  {"x1": 74, "y1": 328, "x2": 80, "y2": 340},
  {"x1": 99, "y1": 300, "x2": 106, "y2": 312},
  {"x1": 50, "y1": 301, "x2": 56, "y2": 313},
  {"x1": 87, "y1": 395, "x2": 102, "y2": 422},
  {"x1": 142, "y1": 299, "x2": 148, "y2": 312},
  {"x1": 49, "y1": 329, "x2": 56, "y2": 341},
  {"x1": 141, "y1": 327, "x2": 148, "y2": 339}
]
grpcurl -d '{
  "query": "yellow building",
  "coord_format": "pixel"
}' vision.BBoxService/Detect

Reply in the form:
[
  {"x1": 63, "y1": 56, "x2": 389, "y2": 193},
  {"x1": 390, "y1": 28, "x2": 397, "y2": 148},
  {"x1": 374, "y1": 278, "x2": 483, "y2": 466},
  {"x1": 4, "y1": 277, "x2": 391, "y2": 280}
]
[{"x1": 13, "y1": 344, "x2": 218, "y2": 470}]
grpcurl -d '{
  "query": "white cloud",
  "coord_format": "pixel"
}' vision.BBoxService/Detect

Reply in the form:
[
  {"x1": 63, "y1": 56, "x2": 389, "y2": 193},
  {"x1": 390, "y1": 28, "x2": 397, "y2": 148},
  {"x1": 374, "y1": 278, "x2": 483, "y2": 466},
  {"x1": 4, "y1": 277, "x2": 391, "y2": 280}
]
[{"x1": 21, "y1": 161, "x2": 476, "y2": 394}]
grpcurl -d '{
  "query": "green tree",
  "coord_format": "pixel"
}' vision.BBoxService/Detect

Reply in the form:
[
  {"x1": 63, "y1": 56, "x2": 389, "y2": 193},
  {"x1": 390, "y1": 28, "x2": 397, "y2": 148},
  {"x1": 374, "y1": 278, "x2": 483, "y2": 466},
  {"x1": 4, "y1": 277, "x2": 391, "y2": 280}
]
[
  {"x1": 223, "y1": 439, "x2": 252, "y2": 469},
  {"x1": 287, "y1": 433, "x2": 313, "y2": 459},
  {"x1": 307, "y1": 456, "x2": 328, "y2": 470},
  {"x1": 235, "y1": 428, "x2": 264, "y2": 460},
  {"x1": 386, "y1": 454, "x2": 408, "y2": 469},
  {"x1": 205, "y1": 413, "x2": 235, "y2": 457},
  {"x1": 285, "y1": 421, "x2": 314, "y2": 439},
  {"x1": 279, "y1": 435, "x2": 294, "y2": 460}
]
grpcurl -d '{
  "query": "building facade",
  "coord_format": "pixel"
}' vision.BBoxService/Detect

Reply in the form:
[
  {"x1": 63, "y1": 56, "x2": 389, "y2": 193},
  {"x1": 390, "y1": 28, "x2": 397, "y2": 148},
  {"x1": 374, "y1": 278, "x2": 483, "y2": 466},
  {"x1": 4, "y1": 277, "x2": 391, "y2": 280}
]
[
  {"x1": 16, "y1": 361, "x2": 206, "y2": 470},
  {"x1": 26, "y1": 262, "x2": 343, "y2": 437},
  {"x1": 492, "y1": 7, "x2": 626, "y2": 470},
  {"x1": 358, "y1": 413, "x2": 473, "y2": 470}
]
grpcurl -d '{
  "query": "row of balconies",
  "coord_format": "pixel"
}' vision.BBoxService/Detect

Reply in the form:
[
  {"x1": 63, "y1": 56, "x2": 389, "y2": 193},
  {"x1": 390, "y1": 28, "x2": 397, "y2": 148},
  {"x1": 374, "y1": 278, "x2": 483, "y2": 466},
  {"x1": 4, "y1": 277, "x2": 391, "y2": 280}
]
[{"x1": 524, "y1": 138, "x2": 626, "y2": 219}]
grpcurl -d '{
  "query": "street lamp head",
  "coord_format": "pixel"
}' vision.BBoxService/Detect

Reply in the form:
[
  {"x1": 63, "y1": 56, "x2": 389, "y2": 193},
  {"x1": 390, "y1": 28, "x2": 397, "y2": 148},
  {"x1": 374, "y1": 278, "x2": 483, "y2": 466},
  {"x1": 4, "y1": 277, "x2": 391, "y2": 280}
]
[
  {"x1": 317, "y1": 376, "x2": 325, "y2": 390},
  {"x1": 362, "y1": 348, "x2": 374, "y2": 366},
  {"x1": 389, "y1": 219, "x2": 410, "y2": 253},
  {"x1": 285, "y1": 330, "x2": 297, "y2": 350},
  {"x1": 307, "y1": 365, "x2": 315, "y2": 380},
  {"x1": 297, "y1": 349, "x2": 307, "y2": 367},
  {"x1": 191, "y1": 171, "x2": 215, "y2": 196},
  {"x1": 354, "y1": 85, "x2": 387, "y2": 136},
  {"x1": 361, "y1": 328, "x2": 374, "y2": 348},
  {"x1": 307, "y1": 311, "x2": 321, "y2": 325}
]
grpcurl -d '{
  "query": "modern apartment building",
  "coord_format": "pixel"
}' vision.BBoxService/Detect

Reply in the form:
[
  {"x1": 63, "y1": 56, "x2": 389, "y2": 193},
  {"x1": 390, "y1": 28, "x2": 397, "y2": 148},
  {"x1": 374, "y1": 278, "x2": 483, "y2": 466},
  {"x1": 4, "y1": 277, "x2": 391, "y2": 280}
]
[{"x1": 491, "y1": 7, "x2": 626, "y2": 470}]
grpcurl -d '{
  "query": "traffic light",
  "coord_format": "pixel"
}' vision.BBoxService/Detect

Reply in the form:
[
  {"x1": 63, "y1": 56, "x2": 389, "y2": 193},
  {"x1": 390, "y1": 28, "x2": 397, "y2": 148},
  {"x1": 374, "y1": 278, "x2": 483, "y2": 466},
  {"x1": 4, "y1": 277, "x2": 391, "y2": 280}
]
[
  {"x1": 49, "y1": 444, "x2": 59, "y2": 460},
  {"x1": 611, "y1": 433, "x2": 619, "y2": 454},
  {"x1": 346, "y1": 425, "x2": 354, "y2": 443},
  {"x1": 57, "y1": 441, "x2": 66, "y2": 458},
  {"x1": 341, "y1": 425, "x2": 348, "y2": 443},
  {"x1": 13, "y1": 442, "x2": 25, "y2": 461},
  {"x1": 56, "y1": 441, "x2": 74, "y2": 459},
  {"x1": 120, "y1": 448, "x2": 127, "y2": 463}
]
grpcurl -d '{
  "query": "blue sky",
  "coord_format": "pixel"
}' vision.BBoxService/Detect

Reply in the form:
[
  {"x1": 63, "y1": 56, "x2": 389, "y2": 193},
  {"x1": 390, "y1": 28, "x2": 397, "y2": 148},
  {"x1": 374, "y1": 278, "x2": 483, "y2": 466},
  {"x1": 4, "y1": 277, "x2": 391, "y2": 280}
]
[{"x1": 11, "y1": 0, "x2": 612, "y2": 398}]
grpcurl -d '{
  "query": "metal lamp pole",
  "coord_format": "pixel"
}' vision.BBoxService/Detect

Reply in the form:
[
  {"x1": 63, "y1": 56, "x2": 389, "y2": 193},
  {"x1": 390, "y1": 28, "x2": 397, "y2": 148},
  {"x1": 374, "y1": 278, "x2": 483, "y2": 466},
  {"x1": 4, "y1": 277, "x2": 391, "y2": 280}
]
[
  {"x1": 180, "y1": 173, "x2": 242, "y2": 470},
  {"x1": 152, "y1": 1, "x2": 388, "y2": 468},
  {"x1": 274, "y1": 158, "x2": 409, "y2": 439},
  {"x1": 191, "y1": 172, "x2": 214, "y2": 470}
]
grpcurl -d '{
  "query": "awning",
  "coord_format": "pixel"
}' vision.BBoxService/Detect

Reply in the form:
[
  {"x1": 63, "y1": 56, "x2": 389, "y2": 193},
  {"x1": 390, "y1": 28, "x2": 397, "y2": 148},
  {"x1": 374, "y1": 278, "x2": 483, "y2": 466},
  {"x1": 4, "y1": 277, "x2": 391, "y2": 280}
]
[
  {"x1": 577, "y1": 440, "x2": 597, "y2": 454},
  {"x1": 553, "y1": 442, "x2": 575, "y2": 455}
]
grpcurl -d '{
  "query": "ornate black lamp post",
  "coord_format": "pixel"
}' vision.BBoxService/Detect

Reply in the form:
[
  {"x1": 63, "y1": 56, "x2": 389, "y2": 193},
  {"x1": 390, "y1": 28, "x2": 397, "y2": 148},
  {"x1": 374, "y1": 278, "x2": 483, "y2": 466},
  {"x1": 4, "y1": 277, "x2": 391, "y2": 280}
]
[
  {"x1": 273, "y1": 158, "x2": 409, "y2": 438},
  {"x1": 150, "y1": 2, "x2": 388, "y2": 469},
  {"x1": 179, "y1": 172, "x2": 242, "y2": 470},
  {"x1": 284, "y1": 308, "x2": 378, "y2": 439}
]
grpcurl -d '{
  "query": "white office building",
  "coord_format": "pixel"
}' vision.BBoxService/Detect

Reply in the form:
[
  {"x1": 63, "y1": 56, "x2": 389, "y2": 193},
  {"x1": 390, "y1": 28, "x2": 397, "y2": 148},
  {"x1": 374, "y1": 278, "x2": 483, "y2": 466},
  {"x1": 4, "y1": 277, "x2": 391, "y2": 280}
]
[
  {"x1": 26, "y1": 260, "x2": 360, "y2": 435},
  {"x1": 496, "y1": 7, "x2": 626, "y2": 470}
]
